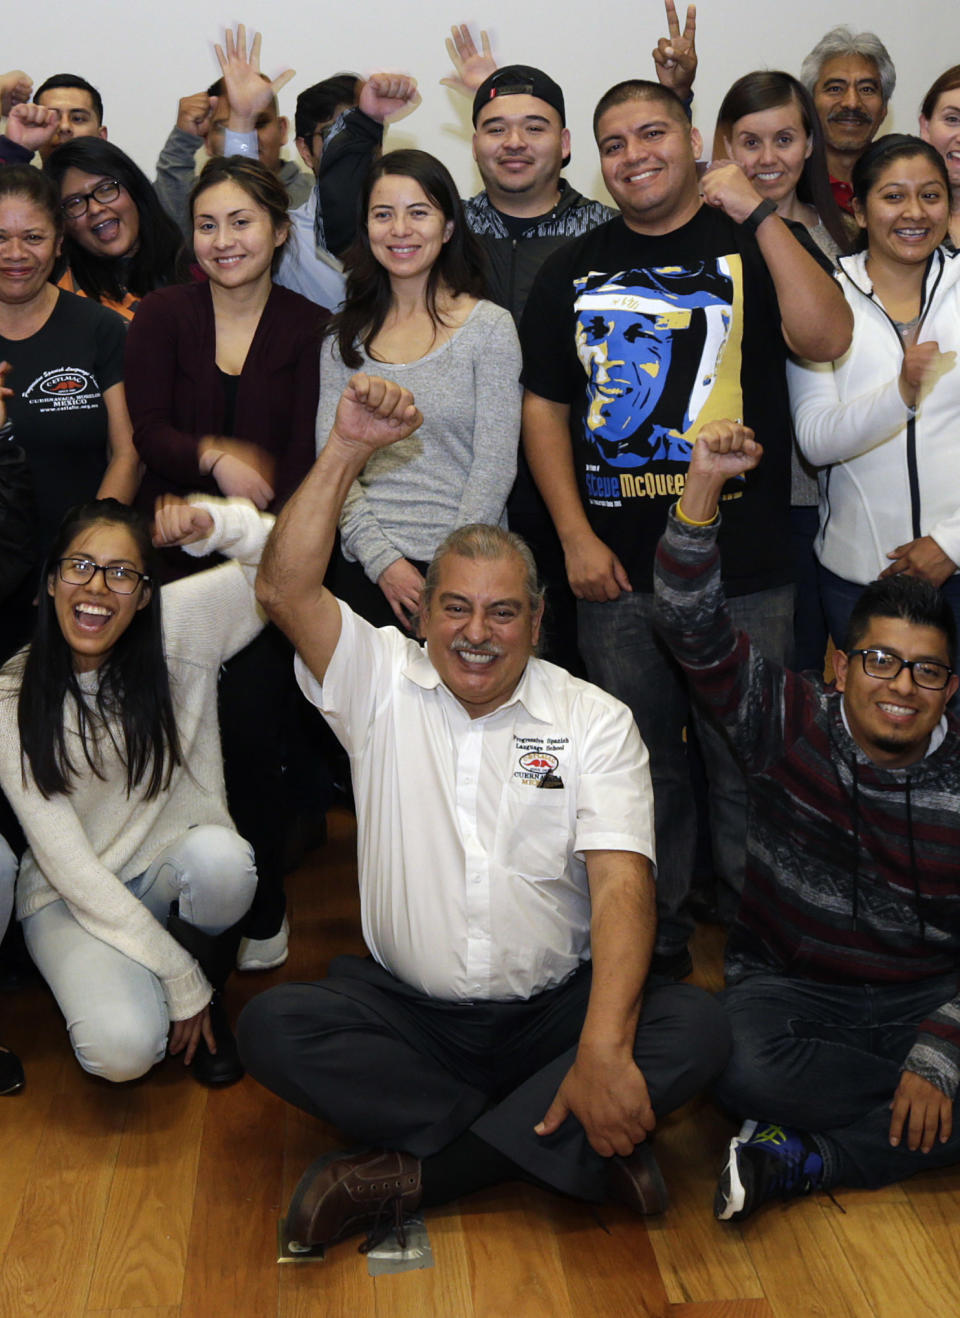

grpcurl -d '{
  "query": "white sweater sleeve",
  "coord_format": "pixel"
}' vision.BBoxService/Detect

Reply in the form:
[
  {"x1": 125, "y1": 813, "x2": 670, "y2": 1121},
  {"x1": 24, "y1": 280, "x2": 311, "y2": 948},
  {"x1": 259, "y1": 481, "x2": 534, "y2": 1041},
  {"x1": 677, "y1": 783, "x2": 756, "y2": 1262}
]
[{"x1": 162, "y1": 498, "x2": 273, "y2": 663}]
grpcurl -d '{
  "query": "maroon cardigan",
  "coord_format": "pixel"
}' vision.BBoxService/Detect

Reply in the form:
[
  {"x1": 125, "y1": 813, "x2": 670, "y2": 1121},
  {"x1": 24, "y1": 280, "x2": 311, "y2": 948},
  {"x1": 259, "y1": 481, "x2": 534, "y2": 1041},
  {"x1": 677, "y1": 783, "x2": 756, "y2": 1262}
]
[{"x1": 125, "y1": 281, "x2": 325, "y2": 565}]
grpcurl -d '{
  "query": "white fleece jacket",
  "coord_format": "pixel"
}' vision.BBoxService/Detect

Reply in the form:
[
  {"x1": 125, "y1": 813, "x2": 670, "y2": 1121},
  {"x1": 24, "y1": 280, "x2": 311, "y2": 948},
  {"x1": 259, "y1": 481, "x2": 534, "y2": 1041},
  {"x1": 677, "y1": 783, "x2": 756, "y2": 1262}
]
[{"x1": 787, "y1": 246, "x2": 960, "y2": 584}]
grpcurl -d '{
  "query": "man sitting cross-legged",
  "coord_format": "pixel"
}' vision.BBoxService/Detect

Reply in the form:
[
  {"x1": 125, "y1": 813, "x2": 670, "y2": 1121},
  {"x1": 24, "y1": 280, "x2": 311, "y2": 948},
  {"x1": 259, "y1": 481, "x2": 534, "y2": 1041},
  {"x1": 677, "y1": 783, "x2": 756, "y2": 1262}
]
[
  {"x1": 654, "y1": 421, "x2": 960, "y2": 1222},
  {"x1": 239, "y1": 373, "x2": 730, "y2": 1255}
]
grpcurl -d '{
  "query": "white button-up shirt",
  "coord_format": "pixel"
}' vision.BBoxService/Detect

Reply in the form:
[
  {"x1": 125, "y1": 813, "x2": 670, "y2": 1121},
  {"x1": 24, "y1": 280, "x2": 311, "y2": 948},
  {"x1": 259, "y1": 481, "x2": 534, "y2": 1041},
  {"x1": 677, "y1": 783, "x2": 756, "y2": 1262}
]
[{"x1": 295, "y1": 603, "x2": 655, "y2": 1002}]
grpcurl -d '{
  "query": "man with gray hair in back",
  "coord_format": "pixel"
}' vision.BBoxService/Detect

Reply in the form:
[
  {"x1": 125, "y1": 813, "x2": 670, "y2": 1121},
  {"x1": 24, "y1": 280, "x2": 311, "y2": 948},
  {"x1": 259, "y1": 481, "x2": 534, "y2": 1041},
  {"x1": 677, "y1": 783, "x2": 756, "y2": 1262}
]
[{"x1": 800, "y1": 25, "x2": 896, "y2": 215}]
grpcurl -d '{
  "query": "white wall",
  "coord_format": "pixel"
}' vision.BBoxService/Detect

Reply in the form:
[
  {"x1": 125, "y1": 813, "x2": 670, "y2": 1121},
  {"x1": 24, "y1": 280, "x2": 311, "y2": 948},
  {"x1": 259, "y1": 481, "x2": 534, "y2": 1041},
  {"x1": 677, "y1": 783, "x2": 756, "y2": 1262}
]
[{"x1": 5, "y1": 0, "x2": 955, "y2": 204}]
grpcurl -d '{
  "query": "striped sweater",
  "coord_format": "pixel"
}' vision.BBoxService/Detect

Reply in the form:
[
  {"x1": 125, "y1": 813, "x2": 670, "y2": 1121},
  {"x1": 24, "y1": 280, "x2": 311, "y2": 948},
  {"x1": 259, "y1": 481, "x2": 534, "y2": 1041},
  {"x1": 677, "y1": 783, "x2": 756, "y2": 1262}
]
[{"x1": 654, "y1": 509, "x2": 960, "y2": 1098}]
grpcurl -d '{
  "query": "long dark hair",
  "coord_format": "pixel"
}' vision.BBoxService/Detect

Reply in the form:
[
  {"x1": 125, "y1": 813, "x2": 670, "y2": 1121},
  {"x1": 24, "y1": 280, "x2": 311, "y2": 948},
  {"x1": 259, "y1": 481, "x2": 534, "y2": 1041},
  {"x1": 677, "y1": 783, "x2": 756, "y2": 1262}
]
[
  {"x1": 328, "y1": 149, "x2": 487, "y2": 369},
  {"x1": 18, "y1": 500, "x2": 183, "y2": 800},
  {"x1": 44, "y1": 138, "x2": 181, "y2": 304},
  {"x1": 851, "y1": 134, "x2": 951, "y2": 252},
  {"x1": 714, "y1": 70, "x2": 850, "y2": 254}
]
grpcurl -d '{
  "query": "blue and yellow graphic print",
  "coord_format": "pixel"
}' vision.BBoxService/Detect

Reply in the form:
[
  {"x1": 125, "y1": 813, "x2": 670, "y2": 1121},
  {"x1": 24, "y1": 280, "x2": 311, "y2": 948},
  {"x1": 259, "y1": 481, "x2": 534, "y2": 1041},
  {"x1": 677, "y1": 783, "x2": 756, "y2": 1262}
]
[{"x1": 573, "y1": 257, "x2": 746, "y2": 490}]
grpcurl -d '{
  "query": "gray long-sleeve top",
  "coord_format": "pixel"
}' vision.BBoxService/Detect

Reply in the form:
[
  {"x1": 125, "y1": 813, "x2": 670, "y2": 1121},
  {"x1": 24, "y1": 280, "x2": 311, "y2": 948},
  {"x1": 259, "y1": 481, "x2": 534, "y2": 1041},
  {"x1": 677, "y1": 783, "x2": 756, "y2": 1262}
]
[{"x1": 316, "y1": 300, "x2": 522, "y2": 582}]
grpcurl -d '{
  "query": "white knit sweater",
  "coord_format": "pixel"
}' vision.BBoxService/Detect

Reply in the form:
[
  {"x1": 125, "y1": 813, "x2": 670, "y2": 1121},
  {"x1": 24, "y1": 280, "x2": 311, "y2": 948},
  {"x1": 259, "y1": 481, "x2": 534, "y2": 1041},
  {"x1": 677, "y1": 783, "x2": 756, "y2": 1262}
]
[{"x1": 0, "y1": 501, "x2": 271, "y2": 1020}]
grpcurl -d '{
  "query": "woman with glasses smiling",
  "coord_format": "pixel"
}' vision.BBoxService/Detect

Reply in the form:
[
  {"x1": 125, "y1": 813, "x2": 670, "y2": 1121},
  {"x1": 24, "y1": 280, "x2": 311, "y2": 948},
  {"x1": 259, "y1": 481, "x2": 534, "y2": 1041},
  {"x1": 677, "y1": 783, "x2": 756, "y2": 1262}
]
[
  {"x1": 44, "y1": 138, "x2": 181, "y2": 321},
  {"x1": 0, "y1": 493, "x2": 271, "y2": 1088}
]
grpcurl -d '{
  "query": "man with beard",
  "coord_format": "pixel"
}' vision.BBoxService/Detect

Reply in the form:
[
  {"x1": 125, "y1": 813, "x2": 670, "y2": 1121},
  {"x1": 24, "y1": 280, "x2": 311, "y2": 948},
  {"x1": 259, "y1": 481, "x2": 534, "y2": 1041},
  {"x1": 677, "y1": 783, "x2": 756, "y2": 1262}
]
[
  {"x1": 655, "y1": 421, "x2": 960, "y2": 1223},
  {"x1": 800, "y1": 25, "x2": 896, "y2": 217}
]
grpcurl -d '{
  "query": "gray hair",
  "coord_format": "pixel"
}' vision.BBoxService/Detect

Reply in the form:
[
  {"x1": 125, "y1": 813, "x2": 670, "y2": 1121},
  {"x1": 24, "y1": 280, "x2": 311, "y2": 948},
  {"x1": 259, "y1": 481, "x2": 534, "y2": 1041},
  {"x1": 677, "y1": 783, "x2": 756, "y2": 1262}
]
[
  {"x1": 799, "y1": 25, "x2": 896, "y2": 104},
  {"x1": 421, "y1": 524, "x2": 545, "y2": 615}
]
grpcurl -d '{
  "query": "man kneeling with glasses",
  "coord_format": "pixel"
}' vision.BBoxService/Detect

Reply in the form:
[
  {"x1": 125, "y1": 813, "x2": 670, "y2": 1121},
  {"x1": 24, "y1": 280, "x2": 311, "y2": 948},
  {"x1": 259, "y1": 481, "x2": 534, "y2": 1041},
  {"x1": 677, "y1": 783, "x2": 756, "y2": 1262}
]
[{"x1": 653, "y1": 419, "x2": 960, "y2": 1223}]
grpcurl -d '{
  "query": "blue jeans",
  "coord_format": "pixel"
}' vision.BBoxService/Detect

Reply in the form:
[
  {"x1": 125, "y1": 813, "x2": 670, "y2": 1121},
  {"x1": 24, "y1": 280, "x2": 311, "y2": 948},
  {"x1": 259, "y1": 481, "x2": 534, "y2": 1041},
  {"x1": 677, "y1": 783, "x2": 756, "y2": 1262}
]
[
  {"x1": 23, "y1": 825, "x2": 255, "y2": 1082},
  {"x1": 820, "y1": 562, "x2": 960, "y2": 652},
  {"x1": 578, "y1": 586, "x2": 794, "y2": 954},
  {"x1": 715, "y1": 973, "x2": 960, "y2": 1189},
  {"x1": 0, "y1": 833, "x2": 14, "y2": 946},
  {"x1": 790, "y1": 505, "x2": 829, "y2": 673}
]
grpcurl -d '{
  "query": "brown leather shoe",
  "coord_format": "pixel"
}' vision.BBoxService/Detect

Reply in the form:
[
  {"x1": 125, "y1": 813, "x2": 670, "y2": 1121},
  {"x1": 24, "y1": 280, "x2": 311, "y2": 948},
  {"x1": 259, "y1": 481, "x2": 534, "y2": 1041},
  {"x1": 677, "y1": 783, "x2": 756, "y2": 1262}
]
[
  {"x1": 285, "y1": 1149, "x2": 423, "y2": 1254},
  {"x1": 605, "y1": 1142, "x2": 668, "y2": 1215}
]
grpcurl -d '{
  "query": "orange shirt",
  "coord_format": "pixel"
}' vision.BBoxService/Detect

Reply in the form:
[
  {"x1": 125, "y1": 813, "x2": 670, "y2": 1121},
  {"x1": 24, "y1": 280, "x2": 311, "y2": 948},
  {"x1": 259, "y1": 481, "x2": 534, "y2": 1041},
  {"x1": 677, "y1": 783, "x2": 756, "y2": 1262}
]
[{"x1": 56, "y1": 268, "x2": 140, "y2": 321}]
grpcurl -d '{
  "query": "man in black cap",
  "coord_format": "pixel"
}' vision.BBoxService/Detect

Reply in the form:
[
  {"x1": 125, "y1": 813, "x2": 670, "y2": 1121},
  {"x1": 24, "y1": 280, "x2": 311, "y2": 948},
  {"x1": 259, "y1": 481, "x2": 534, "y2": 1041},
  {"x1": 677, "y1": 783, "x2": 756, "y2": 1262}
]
[
  {"x1": 458, "y1": 57, "x2": 616, "y2": 674},
  {"x1": 316, "y1": 27, "x2": 614, "y2": 317},
  {"x1": 465, "y1": 62, "x2": 614, "y2": 320}
]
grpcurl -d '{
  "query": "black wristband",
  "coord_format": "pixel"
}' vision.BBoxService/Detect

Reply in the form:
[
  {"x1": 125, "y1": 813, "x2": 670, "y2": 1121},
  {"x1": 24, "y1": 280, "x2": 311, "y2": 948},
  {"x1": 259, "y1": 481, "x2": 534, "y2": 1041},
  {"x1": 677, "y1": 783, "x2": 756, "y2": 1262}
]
[{"x1": 741, "y1": 199, "x2": 778, "y2": 234}]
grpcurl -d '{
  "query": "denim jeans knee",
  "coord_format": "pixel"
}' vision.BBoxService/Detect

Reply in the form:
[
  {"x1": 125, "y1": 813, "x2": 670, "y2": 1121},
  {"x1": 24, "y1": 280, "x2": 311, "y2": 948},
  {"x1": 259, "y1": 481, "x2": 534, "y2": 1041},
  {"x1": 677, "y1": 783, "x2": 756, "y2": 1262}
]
[{"x1": 133, "y1": 825, "x2": 257, "y2": 932}]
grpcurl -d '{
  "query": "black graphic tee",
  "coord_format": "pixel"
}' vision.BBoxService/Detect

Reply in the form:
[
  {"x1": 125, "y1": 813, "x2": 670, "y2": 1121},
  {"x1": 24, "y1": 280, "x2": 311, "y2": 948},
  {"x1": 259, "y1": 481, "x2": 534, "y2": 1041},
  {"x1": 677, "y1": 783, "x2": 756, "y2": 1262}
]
[
  {"x1": 521, "y1": 207, "x2": 797, "y2": 594},
  {"x1": 2, "y1": 291, "x2": 125, "y2": 550}
]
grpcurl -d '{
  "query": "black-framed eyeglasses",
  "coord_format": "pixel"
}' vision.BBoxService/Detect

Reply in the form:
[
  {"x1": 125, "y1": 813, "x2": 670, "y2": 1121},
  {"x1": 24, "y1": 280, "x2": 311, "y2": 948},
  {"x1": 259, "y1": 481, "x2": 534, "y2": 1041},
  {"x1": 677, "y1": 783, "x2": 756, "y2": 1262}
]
[
  {"x1": 57, "y1": 557, "x2": 149, "y2": 595},
  {"x1": 847, "y1": 648, "x2": 954, "y2": 691},
  {"x1": 61, "y1": 178, "x2": 121, "y2": 219}
]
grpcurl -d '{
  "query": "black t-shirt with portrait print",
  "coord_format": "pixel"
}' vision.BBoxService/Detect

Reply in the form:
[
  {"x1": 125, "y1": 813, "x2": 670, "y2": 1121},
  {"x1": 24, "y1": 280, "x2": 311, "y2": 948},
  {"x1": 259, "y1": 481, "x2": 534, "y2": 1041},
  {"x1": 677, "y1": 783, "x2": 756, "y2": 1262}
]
[
  {"x1": 521, "y1": 205, "x2": 805, "y2": 596},
  {"x1": 2, "y1": 290, "x2": 126, "y2": 552}
]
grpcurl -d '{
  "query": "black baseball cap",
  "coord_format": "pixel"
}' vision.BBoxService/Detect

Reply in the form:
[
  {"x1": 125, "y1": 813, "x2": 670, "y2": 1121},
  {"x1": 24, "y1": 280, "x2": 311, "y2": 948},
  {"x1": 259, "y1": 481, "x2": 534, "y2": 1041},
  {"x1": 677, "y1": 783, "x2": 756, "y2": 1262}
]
[{"x1": 472, "y1": 65, "x2": 566, "y2": 127}]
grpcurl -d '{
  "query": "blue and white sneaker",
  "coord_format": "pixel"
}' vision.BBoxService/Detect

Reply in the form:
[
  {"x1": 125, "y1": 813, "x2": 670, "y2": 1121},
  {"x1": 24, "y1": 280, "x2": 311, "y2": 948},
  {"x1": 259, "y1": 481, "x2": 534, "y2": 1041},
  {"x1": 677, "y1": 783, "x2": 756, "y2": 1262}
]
[{"x1": 715, "y1": 1120, "x2": 824, "y2": 1222}]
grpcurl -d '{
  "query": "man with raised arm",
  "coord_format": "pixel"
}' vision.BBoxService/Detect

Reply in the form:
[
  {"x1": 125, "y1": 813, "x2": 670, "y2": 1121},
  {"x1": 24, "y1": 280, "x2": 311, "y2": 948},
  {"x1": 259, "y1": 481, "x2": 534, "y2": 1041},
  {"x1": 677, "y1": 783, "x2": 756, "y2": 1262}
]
[
  {"x1": 154, "y1": 25, "x2": 311, "y2": 239},
  {"x1": 520, "y1": 76, "x2": 852, "y2": 980},
  {"x1": 0, "y1": 73, "x2": 106, "y2": 165},
  {"x1": 654, "y1": 421, "x2": 960, "y2": 1221},
  {"x1": 239, "y1": 373, "x2": 729, "y2": 1257}
]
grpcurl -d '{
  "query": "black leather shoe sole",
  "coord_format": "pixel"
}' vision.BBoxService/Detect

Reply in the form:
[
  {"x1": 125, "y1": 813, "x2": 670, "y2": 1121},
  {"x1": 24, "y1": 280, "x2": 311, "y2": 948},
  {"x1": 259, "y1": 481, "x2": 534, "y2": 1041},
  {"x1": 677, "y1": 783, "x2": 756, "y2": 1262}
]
[{"x1": 0, "y1": 1045, "x2": 25, "y2": 1095}]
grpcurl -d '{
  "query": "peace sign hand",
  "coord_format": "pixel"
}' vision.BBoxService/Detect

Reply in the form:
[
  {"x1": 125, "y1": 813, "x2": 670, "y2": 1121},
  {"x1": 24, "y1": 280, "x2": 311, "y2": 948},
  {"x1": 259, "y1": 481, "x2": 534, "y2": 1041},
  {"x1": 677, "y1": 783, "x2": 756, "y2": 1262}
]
[{"x1": 652, "y1": 1, "x2": 697, "y2": 100}]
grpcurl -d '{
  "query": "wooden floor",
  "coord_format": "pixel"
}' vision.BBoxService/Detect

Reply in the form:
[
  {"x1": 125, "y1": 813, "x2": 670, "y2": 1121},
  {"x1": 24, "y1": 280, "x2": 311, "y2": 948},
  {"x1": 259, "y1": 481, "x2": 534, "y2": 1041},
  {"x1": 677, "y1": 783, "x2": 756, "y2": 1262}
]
[{"x1": 2, "y1": 806, "x2": 958, "y2": 1318}]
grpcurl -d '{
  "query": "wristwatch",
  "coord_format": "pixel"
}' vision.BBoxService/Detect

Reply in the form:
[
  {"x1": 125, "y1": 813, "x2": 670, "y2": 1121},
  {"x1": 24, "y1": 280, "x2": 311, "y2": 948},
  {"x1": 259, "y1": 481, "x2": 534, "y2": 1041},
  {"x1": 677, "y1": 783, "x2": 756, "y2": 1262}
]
[{"x1": 741, "y1": 199, "x2": 778, "y2": 233}]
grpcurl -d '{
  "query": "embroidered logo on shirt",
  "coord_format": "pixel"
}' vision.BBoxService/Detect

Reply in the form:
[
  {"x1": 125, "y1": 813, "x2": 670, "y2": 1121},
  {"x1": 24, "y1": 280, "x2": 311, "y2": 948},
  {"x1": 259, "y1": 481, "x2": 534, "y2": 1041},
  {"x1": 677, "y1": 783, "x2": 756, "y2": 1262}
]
[
  {"x1": 23, "y1": 368, "x2": 103, "y2": 414},
  {"x1": 514, "y1": 742, "x2": 566, "y2": 788}
]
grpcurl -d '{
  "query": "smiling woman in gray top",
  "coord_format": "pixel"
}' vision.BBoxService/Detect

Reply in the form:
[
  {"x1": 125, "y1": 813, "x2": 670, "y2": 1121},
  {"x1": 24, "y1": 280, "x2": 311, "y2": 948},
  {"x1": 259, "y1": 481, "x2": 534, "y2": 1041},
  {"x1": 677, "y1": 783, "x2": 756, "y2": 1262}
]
[{"x1": 317, "y1": 149, "x2": 521, "y2": 632}]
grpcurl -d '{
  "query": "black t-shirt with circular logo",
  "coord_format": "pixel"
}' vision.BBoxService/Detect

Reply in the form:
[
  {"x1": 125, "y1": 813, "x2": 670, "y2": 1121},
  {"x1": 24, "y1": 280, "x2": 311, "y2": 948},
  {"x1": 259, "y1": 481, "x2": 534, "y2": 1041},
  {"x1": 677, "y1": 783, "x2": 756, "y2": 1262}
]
[{"x1": 2, "y1": 289, "x2": 125, "y2": 552}]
